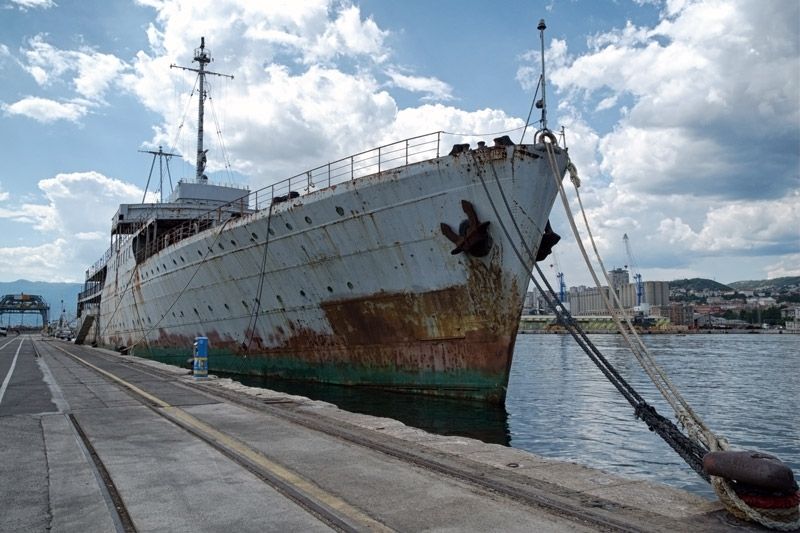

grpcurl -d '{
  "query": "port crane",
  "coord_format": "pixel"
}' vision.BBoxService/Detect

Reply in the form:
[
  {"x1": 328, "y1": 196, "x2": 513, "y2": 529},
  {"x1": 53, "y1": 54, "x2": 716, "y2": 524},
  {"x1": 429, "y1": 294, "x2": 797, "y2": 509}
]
[
  {"x1": 549, "y1": 251, "x2": 566, "y2": 304},
  {"x1": 623, "y1": 233, "x2": 644, "y2": 307}
]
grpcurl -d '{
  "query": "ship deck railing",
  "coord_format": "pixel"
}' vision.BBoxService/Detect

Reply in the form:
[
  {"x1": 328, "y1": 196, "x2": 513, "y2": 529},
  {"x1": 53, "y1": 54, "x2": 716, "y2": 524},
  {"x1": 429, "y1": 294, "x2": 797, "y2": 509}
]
[
  {"x1": 78, "y1": 280, "x2": 104, "y2": 302},
  {"x1": 250, "y1": 131, "x2": 443, "y2": 210},
  {"x1": 86, "y1": 131, "x2": 482, "y2": 278}
]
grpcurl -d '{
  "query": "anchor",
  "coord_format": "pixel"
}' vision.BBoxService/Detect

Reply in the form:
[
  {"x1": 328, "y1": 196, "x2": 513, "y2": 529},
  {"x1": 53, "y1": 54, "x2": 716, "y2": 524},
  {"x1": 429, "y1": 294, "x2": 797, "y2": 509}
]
[{"x1": 441, "y1": 200, "x2": 492, "y2": 257}]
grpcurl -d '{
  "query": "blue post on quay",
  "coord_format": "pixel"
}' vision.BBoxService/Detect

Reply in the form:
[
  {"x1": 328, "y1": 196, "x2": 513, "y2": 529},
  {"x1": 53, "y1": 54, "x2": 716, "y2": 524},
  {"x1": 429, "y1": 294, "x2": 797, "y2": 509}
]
[{"x1": 193, "y1": 336, "x2": 208, "y2": 380}]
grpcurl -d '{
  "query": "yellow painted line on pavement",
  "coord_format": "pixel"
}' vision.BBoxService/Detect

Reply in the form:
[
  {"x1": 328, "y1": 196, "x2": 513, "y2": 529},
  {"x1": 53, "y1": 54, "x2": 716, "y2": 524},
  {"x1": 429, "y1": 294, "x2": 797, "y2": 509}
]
[
  {"x1": 52, "y1": 344, "x2": 393, "y2": 532},
  {"x1": 162, "y1": 404, "x2": 393, "y2": 532}
]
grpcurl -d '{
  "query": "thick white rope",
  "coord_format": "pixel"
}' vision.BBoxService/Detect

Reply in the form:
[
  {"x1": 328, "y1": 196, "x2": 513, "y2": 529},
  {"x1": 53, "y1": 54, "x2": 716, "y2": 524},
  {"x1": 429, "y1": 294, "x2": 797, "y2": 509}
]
[
  {"x1": 542, "y1": 141, "x2": 701, "y2": 436},
  {"x1": 559, "y1": 154, "x2": 720, "y2": 449},
  {"x1": 542, "y1": 140, "x2": 799, "y2": 530}
]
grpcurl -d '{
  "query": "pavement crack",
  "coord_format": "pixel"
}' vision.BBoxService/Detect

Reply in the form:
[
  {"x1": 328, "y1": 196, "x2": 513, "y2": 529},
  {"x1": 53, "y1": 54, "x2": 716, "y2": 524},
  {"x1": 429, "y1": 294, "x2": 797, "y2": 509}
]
[{"x1": 39, "y1": 416, "x2": 54, "y2": 531}]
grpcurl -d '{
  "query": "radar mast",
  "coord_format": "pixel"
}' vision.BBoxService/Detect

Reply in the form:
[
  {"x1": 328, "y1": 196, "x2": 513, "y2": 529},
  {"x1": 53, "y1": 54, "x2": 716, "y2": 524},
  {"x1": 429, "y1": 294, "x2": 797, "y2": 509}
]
[{"x1": 170, "y1": 37, "x2": 234, "y2": 183}]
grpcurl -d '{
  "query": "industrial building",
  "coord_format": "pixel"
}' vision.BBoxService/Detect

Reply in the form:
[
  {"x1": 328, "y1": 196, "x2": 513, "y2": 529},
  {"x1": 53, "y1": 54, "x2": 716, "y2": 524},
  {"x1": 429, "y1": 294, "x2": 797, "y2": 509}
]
[{"x1": 566, "y1": 268, "x2": 669, "y2": 316}]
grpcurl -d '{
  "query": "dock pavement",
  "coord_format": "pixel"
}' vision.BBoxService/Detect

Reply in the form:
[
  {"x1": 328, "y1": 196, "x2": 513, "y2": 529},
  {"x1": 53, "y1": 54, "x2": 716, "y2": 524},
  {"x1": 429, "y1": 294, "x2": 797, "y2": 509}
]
[{"x1": 1, "y1": 335, "x2": 758, "y2": 532}]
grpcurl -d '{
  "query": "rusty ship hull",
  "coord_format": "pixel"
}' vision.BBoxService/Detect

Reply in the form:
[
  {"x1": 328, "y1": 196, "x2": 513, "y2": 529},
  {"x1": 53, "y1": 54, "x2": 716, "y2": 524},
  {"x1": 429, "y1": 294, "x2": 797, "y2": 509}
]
[{"x1": 79, "y1": 136, "x2": 567, "y2": 402}]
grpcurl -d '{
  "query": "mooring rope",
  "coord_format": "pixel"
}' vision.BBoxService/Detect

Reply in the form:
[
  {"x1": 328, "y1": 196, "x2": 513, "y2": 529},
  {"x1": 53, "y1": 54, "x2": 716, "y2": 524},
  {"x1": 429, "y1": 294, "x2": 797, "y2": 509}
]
[
  {"x1": 541, "y1": 141, "x2": 721, "y2": 448},
  {"x1": 472, "y1": 148, "x2": 710, "y2": 480},
  {"x1": 243, "y1": 202, "x2": 275, "y2": 353},
  {"x1": 538, "y1": 137, "x2": 798, "y2": 530}
]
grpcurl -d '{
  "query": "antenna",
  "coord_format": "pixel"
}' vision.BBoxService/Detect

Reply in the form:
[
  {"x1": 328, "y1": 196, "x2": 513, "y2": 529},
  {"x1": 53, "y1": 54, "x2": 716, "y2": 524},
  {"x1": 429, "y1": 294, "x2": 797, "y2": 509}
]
[
  {"x1": 537, "y1": 18, "x2": 548, "y2": 131},
  {"x1": 170, "y1": 37, "x2": 234, "y2": 184}
]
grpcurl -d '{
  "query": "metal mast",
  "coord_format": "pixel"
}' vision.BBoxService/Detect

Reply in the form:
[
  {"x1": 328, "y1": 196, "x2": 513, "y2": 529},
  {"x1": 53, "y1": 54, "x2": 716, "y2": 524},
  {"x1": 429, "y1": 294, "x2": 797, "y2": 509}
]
[
  {"x1": 170, "y1": 37, "x2": 233, "y2": 184},
  {"x1": 139, "y1": 146, "x2": 178, "y2": 203},
  {"x1": 537, "y1": 19, "x2": 548, "y2": 131}
]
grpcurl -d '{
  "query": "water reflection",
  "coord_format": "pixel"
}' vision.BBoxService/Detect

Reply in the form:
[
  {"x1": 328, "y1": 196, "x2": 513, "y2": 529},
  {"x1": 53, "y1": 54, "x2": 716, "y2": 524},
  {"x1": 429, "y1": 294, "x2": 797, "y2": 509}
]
[
  {"x1": 508, "y1": 333, "x2": 800, "y2": 497},
  {"x1": 231, "y1": 374, "x2": 511, "y2": 446}
]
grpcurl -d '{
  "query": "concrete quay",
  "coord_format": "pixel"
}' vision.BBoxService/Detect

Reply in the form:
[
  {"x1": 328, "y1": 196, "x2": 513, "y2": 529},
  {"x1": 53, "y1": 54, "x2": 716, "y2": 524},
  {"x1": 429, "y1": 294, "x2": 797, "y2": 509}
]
[{"x1": 1, "y1": 335, "x2": 758, "y2": 532}]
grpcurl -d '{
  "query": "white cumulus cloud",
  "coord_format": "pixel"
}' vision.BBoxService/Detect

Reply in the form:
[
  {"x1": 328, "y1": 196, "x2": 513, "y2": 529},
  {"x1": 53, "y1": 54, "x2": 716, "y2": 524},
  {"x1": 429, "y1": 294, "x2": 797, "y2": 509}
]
[
  {"x1": 524, "y1": 0, "x2": 800, "y2": 284},
  {"x1": 0, "y1": 171, "x2": 146, "y2": 281},
  {"x1": 21, "y1": 35, "x2": 128, "y2": 101},
  {"x1": 2, "y1": 96, "x2": 88, "y2": 123},
  {"x1": 386, "y1": 68, "x2": 453, "y2": 102},
  {"x1": 8, "y1": 0, "x2": 55, "y2": 10},
  {"x1": 125, "y1": 0, "x2": 524, "y2": 187}
]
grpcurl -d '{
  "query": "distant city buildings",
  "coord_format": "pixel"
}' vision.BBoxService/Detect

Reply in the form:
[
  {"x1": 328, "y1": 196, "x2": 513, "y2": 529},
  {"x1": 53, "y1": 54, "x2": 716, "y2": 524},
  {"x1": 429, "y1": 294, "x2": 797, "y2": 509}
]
[
  {"x1": 664, "y1": 302, "x2": 694, "y2": 326},
  {"x1": 784, "y1": 307, "x2": 800, "y2": 332},
  {"x1": 523, "y1": 270, "x2": 799, "y2": 330},
  {"x1": 567, "y1": 280, "x2": 669, "y2": 316}
]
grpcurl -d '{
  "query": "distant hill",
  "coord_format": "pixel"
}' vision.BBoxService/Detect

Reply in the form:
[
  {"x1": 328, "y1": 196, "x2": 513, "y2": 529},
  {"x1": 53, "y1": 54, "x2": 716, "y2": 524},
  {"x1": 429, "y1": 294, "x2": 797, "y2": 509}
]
[
  {"x1": 0, "y1": 280, "x2": 82, "y2": 325},
  {"x1": 669, "y1": 278, "x2": 733, "y2": 292},
  {"x1": 728, "y1": 277, "x2": 800, "y2": 291}
]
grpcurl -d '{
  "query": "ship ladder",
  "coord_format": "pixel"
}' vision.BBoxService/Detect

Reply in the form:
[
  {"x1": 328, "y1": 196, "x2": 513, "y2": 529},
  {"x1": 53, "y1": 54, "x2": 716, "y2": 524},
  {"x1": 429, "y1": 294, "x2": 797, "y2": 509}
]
[{"x1": 74, "y1": 314, "x2": 95, "y2": 345}]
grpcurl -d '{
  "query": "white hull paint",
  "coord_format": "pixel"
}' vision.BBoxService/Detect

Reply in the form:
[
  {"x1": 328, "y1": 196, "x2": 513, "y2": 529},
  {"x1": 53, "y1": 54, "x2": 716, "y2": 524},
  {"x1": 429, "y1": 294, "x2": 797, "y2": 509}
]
[{"x1": 82, "y1": 142, "x2": 567, "y2": 401}]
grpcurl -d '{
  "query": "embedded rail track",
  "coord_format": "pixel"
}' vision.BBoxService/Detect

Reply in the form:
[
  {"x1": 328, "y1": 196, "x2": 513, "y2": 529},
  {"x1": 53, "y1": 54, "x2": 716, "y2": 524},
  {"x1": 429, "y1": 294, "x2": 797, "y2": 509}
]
[{"x1": 33, "y1": 339, "x2": 733, "y2": 533}]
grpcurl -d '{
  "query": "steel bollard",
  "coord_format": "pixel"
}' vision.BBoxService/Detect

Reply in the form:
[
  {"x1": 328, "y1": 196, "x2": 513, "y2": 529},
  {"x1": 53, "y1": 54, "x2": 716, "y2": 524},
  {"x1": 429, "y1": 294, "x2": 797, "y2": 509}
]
[{"x1": 193, "y1": 336, "x2": 208, "y2": 379}]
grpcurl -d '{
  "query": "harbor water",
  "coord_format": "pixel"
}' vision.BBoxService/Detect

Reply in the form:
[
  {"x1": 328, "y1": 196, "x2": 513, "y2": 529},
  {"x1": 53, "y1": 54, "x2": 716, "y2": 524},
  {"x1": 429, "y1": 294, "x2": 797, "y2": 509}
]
[{"x1": 232, "y1": 333, "x2": 799, "y2": 498}]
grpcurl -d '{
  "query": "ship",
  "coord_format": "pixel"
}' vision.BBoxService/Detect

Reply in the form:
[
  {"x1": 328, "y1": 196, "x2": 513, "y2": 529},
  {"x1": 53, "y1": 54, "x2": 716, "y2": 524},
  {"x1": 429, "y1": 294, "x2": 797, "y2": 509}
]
[{"x1": 76, "y1": 35, "x2": 570, "y2": 403}]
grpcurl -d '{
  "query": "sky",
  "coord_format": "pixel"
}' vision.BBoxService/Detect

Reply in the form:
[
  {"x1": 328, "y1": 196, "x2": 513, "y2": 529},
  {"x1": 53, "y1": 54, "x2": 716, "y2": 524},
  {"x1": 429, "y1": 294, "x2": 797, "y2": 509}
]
[{"x1": 0, "y1": 0, "x2": 797, "y2": 288}]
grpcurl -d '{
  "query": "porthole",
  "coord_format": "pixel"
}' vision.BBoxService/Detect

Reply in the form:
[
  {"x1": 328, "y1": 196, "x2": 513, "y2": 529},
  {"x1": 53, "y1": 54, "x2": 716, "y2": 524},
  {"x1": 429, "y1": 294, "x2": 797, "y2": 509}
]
[
  {"x1": 208, "y1": 305, "x2": 213, "y2": 312},
  {"x1": 173, "y1": 259, "x2": 177, "y2": 265},
  {"x1": 268, "y1": 228, "x2": 275, "y2": 236},
  {"x1": 300, "y1": 290, "x2": 306, "y2": 297},
  {"x1": 347, "y1": 282, "x2": 353, "y2": 289},
  {"x1": 276, "y1": 295, "x2": 283, "y2": 304},
  {"x1": 286, "y1": 222, "x2": 293, "y2": 230},
  {"x1": 230, "y1": 240, "x2": 236, "y2": 246},
  {"x1": 180, "y1": 256, "x2": 185, "y2": 262},
  {"x1": 251, "y1": 232, "x2": 258, "y2": 241},
  {"x1": 218, "y1": 243, "x2": 225, "y2": 250},
  {"x1": 327, "y1": 286, "x2": 333, "y2": 293},
  {"x1": 197, "y1": 250, "x2": 203, "y2": 257},
  {"x1": 336, "y1": 206, "x2": 345, "y2": 216},
  {"x1": 305, "y1": 216, "x2": 312, "y2": 224},
  {"x1": 193, "y1": 308, "x2": 199, "y2": 315},
  {"x1": 224, "y1": 303, "x2": 230, "y2": 310}
]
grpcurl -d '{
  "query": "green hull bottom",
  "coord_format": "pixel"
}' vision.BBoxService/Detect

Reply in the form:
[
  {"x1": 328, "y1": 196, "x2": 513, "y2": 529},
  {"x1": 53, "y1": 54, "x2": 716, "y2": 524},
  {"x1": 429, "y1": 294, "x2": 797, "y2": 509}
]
[{"x1": 139, "y1": 347, "x2": 508, "y2": 404}]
